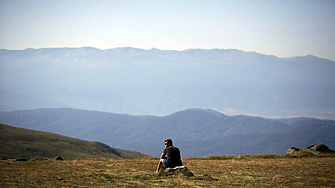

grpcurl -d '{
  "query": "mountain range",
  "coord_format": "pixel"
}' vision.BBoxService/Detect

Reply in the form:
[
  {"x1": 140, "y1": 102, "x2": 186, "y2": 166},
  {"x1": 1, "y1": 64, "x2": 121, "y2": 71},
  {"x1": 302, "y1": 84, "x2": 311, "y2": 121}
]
[
  {"x1": 1, "y1": 47, "x2": 335, "y2": 119},
  {"x1": 1, "y1": 108, "x2": 334, "y2": 157}
]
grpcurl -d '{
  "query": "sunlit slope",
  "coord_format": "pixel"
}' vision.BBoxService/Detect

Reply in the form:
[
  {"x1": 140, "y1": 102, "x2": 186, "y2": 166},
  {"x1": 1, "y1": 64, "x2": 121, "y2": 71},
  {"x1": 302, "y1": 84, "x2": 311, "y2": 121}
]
[{"x1": 0, "y1": 123, "x2": 148, "y2": 160}]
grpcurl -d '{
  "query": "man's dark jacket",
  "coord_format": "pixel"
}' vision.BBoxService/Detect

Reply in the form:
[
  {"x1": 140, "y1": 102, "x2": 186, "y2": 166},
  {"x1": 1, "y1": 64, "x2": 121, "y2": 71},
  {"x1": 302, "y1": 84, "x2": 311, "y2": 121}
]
[{"x1": 163, "y1": 146, "x2": 183, "y2": 168}]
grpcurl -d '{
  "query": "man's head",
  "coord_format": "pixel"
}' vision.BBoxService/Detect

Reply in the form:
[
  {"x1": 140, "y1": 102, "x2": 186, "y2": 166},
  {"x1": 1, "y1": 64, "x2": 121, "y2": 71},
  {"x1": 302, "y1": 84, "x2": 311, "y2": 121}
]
[{"x1": 164, "y1": 139, "x2": 173, "y2": 147}]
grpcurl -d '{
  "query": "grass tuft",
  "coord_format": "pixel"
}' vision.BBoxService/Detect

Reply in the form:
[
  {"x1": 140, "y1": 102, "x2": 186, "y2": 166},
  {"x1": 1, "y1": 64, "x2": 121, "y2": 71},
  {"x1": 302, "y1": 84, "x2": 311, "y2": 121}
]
[{"x1": 29, "y1": 157, "x2": 49, "y2": 161}]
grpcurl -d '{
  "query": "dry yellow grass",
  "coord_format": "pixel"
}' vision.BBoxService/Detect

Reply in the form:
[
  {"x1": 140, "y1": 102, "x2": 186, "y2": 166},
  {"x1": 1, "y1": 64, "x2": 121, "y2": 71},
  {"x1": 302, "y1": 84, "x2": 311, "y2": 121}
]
[{"x1": 1, "y1": 155, "x2": 335, "y2": 187}]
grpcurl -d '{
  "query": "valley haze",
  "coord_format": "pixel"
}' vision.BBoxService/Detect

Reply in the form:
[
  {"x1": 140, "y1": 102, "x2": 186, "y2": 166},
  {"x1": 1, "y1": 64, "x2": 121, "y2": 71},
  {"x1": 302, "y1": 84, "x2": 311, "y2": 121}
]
[{"x1": 1, "y1": 47, "x2": 334, "y2": 120}]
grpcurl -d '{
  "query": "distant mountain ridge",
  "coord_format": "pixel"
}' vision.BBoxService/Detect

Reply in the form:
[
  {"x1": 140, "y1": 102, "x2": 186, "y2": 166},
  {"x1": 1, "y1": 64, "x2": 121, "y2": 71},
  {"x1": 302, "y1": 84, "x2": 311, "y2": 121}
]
[
  {"x1": 0, "y1": 89, "x2": 62, "y2": 111},
  {"x1": 1, "y1": 47, "x2": 334, "y2": 119},
  {"x1": 1, "y1": 108, "x2": 334, "y2": 157}
]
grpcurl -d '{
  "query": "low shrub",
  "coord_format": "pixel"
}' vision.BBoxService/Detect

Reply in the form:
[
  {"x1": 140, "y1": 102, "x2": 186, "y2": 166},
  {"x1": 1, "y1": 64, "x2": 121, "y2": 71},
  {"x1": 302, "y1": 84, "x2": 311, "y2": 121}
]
[{"x1": 0, "y1": 155, "x2": 7, "y2": 160}]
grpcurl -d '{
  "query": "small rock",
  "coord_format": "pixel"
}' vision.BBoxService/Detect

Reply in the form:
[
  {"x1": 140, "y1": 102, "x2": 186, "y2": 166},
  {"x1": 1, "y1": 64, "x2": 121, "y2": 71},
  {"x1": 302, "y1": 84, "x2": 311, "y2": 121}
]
[
  {"x1": 309, "y1": 144, "x2": 331, "y2": 153},
  {"x1": 164, "y1": 166, "x2": 194, "y2": 177},
  {"x1": 14, "y1": 158, "x2": 28, "y2": 161},
  {"x1": 286, "y1": 144, "x2": 335, "y2": 155},
  {"x1": 194, "y1": 174, "x2": 215, "y2": 180},
  {"x1": 286, "y1": 147, "x2": 302, "y2": 154},
  {"x1": 54, "y1": 156, "x2": 63, "y2": 161}
]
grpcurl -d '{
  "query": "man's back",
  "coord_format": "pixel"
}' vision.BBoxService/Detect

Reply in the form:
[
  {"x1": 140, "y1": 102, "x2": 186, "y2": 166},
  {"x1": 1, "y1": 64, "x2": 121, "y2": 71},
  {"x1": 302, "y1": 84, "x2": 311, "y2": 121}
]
[{"x1": 163, "y1": 146, "x2": 182, "y2": 167}]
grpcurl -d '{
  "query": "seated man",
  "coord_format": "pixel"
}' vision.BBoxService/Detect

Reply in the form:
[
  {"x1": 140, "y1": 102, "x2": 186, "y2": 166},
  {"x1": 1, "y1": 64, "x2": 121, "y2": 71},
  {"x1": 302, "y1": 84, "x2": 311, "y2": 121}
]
[{"x1": 156, "y1": 139, "x2": 183, "y2": 173}]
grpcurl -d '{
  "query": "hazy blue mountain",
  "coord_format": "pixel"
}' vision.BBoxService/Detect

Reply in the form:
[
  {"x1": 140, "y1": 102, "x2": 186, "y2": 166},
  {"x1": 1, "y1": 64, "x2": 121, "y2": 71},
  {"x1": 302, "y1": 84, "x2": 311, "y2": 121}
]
[
  {"x1": 0, "y1": 89, "x2": 63, "y2": 111},
  {"x1": 1, "y1": 108, "x2": 334, "y2": 157},
  {"x1": 1, "y1": 47, "x2": 334, "y2": 119}
]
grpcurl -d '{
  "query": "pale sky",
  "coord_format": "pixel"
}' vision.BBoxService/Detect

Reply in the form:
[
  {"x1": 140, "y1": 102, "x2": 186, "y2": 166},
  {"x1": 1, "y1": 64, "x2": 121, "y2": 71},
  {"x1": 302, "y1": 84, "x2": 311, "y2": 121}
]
[{"x1": 1, "y1": 0, "x2": 335, "y2": 61}]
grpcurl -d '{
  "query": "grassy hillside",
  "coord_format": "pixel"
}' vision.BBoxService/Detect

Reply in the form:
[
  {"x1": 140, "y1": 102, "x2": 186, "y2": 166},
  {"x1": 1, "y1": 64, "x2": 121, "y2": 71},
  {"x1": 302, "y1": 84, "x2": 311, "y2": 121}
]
[
  {"x1": 0, "y1": 124, "x2": 148, "y2": 160},
  {"x1": 1, "y1": 155, "x2": 334, "y2": 187}
]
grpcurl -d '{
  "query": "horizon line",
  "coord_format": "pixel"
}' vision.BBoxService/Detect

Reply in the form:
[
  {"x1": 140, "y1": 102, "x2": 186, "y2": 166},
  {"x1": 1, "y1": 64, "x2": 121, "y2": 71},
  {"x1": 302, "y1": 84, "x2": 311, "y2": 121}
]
[{"x1": 1, "y1": 46, "x2": 329, "y2": 61}]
